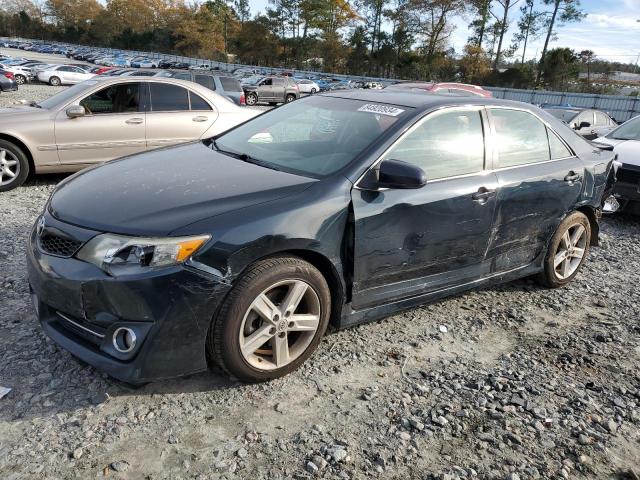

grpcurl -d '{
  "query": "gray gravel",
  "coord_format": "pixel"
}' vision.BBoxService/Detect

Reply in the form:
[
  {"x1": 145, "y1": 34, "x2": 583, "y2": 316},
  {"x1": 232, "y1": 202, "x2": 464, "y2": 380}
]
[{"x1": 1, "y1": 86, "x2": 639, "y2": 480}]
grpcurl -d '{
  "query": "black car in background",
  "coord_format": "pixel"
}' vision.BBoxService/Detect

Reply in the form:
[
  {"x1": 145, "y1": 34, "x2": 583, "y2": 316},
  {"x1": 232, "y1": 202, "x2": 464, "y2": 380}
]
[
  {"x1": 27, "y1": 92, "x2": 616, "y2": 384},
  {"x1": 0, "y1": 69, "x2": 18, "y2": 91}
]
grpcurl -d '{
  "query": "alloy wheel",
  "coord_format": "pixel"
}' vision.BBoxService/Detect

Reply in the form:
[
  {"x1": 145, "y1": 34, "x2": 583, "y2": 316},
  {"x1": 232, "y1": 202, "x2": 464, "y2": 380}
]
[
  {"x1": 15, "y1": 75, "x2": 25, "y2": 85},
  {"x1": 553, "y1": 223, "x2": 587, "y2": 280},
  {"x1": 0, "y1": 149, "x2": 20, "y2": 186},
  {"x1": 239, "y1": 279, "x2": 321, "y2": 371},
  {"x1": 246, "y1": 94, "x2": 257, "y2": 106}
]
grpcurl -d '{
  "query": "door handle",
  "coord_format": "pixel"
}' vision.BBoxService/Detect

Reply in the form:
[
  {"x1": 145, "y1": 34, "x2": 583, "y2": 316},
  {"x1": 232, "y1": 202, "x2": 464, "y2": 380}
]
[
  {"x1": 472, "y1": 187, "x2": 496, "y2": 204},
  {"x1": 564, "y1": 171, "x2": 581, "y2": 183},
  {"x1": 125, "y1": 118, "x2": 144, "y2": 125},
  {"x1": 192, "y1": 116, "x2": 208, "y2": 122}
]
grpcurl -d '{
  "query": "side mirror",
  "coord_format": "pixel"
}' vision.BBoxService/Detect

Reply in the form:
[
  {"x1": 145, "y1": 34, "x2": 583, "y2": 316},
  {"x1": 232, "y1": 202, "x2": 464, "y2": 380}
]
[
  {"x1": 377, "y1": 159, "x2": 427, "y2": 189},
  {"x1": 66, "y1": 105, "x2": 86, "y2": 118},
  {"x1": 577, "y1": 121, "x2": 591, "y2": 129}
]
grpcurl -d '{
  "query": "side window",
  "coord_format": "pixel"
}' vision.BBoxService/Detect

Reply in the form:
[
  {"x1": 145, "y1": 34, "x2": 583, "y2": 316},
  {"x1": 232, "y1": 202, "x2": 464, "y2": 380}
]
[
  {"x1": 491, "y1": 109, "x2": 550, "y2": 168},
  {"x1": 173, "y1": 73, "x2": 190, "y2": 81},
  {"x1": 595, "y1": 112, "x2": 610, "y2": 126},
  {"x1": 547, "y1": 128, "x2": 573, "y2": 159},
  {"x1": 148, "y1": 83, "x2": 190, "y2": 111},
  {"x1": 260, "y1": 78, "x2": 273, "y2": 86},
  {"x1": 274, "y1": 78, "x2": 285, "y2": 87},
  {"x1": 58, "y1": 66, "x2": 73, "y2": 72},
  {"x1": 575, "y1": 111, "x2": 593, "y2": 127},
  {"x1": 448, "y1": 88, "x2": 474, "y2": 97},
  {"x1": 382, "y1": 109, "x2": 485, "y2": 180},
  {"x1": 195, "y1": 74, "x2": 215, "y2": 91},
  {"x1": 189, "y1": 92, "x2": 212, "y2": 111},
  {"x1": 80, "y1": 83, "x2": 140, "y2": 115}
]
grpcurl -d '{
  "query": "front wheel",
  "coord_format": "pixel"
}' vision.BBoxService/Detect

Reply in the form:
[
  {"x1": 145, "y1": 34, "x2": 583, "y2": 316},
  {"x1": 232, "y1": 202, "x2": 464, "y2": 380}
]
[
  {"x1": 14, "y1": 74, "x2": 26, "y2": 85},
  {"x1": 0, "y1": 140, "x2": 30, "y2": 192},
  {"x1": 245, "y1": 92, "x2": 258, "y2": 106},
  {"x1": 49, "y1": 76, "x2": 61, "y2": 86},
  {"x1": 538, "y1": 211, "x2": 591, "y2": 288},
  {"x1": 208, "y1": 256, "x2": 331, "y2": 382}
]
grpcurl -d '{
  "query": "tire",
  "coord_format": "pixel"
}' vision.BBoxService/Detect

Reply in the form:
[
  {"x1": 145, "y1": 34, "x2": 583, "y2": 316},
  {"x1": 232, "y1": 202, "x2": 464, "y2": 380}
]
[
  {"x1": 0, "y1": 140, "x2": 30, "y2": 192},
  {"x1": 14, "y1": 74, "x2": 26, "y2": 85},
  {"x1": 208, "y1": 256, "x2": 331, "y2": 382},
  {"x1": 49, "y1": 76, "x2": 61, "y2": 86},
  {"x1": 537, "y1": 211, "x2": 591, "y2": 288},
  {"x1": 245, "y1": 92, "x2": 258, "y2": 106},
  {"x1": 285, "y1": 94, "x2": 296, "y2": 103},
  {"x1": 310, "y1": 87, "x2": 317, "y2": 94}
]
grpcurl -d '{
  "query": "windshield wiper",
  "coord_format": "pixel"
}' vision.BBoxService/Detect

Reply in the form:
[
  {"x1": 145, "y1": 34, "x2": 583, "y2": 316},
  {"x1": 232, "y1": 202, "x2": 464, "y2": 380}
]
[{"x1": 211, "y1": 139, "x2": 282, "y2": 172}]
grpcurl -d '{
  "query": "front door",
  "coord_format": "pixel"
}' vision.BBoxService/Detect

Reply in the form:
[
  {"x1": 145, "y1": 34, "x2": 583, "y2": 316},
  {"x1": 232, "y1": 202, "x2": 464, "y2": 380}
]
[
  {"x1": 54, "y1": 82, "x2": 146, "y2": 166},
  {"x1": 144, "y1": 82, "x2": 218, "y2": 149},
  {"x1": 351, "y1": 107, "x2": 498, "y2": 310},
  {"x1": 257, "y1": 78, "x2": 274, "y2": 101},
  {"x1": 486, "y1": 107, "x2": 584, "y2": 270}
]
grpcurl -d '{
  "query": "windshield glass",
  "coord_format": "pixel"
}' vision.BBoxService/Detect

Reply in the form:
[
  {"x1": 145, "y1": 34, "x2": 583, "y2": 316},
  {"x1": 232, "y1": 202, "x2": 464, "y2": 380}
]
[
  {"x1": 39, "y1": 81, "x2": 98, "y2": 109},
  {"x1": 213, "y1": 95, "x2": 410, "y2": 177},
  {"x1": 545, "y1": 108, "x2": 580, "y2": 123},
  {"x1": 607, "y1": 116, "x2": 640, "y2": 141}
]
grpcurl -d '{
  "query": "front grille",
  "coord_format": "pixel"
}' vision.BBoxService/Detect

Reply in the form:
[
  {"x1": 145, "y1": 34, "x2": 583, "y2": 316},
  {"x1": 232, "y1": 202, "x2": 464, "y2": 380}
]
[
  {"x1": 618, "y1": 168, "x2": 640, "y2": 186},
  {"x1": 39, "y1": 233, "x2": 82, "y2": 257}
]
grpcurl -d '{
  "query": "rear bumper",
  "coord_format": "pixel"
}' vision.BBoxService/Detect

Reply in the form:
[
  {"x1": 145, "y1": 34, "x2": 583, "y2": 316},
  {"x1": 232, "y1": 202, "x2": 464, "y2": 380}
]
[{"x1": 27, "y1": 217, "x2": 232, "y2": 384}]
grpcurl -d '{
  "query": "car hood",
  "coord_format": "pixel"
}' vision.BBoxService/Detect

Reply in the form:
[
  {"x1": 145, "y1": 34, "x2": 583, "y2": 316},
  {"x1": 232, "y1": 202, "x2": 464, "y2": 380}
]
[
  {"x1": 593, "y1": 137, "x2": 640, "y2": 166},
  {"x1": 49, "y1": 142, "x2": 316, "y2": 236},
  {"x1": 0, "y1": 105, "x2": 43, "y2": 115}
]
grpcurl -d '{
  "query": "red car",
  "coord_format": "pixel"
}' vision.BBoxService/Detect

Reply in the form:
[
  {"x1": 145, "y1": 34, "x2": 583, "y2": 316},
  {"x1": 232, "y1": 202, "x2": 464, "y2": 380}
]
[
  {"x1": 91, "y1": 66, "x2": 115, "y2": 75},
  {"x1": 386, "y1": 82, "x2": 492, "y2": 98}
]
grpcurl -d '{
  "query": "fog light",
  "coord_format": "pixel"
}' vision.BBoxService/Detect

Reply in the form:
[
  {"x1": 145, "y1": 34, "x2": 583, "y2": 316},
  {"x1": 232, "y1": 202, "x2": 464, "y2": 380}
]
[{"x1": 112, "y1": 327, "x2": 137, "y2": 353}]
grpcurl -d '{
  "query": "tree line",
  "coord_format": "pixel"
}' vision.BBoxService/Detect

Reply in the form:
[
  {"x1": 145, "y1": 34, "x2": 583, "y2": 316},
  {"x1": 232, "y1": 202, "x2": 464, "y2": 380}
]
[{"x1": 0, "y1": 0, "x2": 638, "y2": 92}]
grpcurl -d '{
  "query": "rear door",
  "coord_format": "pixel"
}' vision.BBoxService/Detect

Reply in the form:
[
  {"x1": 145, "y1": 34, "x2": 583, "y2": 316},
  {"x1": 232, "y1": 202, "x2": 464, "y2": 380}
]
[
  {"x1": 273, "y1": 78, "x2": 286, "y2": 102},
  {"x1": 351, "y1": 107, "x2": 499, "y2": 309},
  {"x1": 486, "y1": 107, "x2": 584, "y2": 271},
  {"x1": 55, "y1": 82, "x2": 146, "y2": 165},
  {"x1": 144, "y1": 82, "x2": 218, "y2": 149}
]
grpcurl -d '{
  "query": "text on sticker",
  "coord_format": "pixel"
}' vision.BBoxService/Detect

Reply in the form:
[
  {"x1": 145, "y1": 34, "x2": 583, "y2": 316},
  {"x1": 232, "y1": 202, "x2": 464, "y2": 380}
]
[{"x1": 357, "y1": 104, "x2": 405, "y2": 116}]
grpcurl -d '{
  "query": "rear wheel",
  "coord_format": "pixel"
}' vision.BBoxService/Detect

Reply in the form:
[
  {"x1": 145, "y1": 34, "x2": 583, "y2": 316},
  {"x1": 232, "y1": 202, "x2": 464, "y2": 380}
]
[
  {"x1": 538, "y1": 211, "x2": 591, "y2": 288},
  {"x1": 208, "y1": 256, "x2": 331, "y2": 382},
  {"x1": 310, "y1": 87, "x2": 317, "y2": 94},
  {"x1": 14, "y1": 74, "x2": 26, "y2": 85},
  {"x1": 0, "y1": 140, "x2": 29, "y2": 192},
  {"x1": 285, "y1": 94, "x2": 296, "y2": 103},
  {"x1": 245, "y1": 92, "x2": 258, "y2": 106},
  {"x1": 49, "y1": 76, "x2": 61, "y2": 86}
]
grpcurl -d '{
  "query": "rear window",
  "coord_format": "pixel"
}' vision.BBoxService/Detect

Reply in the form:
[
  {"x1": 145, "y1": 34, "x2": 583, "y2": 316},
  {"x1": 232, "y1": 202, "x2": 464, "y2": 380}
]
[
  {"x1": 195, "y1": 74, "x2": 215, "y2": 91},
  {"x1": 220, "y1": 76, "x2": 242, "y2": 92}
]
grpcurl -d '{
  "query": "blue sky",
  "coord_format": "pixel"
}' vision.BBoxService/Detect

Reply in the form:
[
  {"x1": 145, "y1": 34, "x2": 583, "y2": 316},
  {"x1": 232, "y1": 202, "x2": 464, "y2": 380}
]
[{"x1": 246, "y1": 0, "x2": 640, "y2": 64}]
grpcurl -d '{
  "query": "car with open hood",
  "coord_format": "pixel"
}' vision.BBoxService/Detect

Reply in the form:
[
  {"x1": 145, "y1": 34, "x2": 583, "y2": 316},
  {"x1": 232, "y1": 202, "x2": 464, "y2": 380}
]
[
  {"x1": 27, "y1": 92, "x2": 616, "y2": 384},
  {"x1": 0, "y1": 76, "x2": 258, "y2": 191}
]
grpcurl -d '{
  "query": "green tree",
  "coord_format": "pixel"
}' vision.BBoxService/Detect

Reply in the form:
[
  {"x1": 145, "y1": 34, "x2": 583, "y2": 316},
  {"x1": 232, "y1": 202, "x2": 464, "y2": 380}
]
[
  {"x1": 535, "y1": 0, "x2": 585, "y2": 85},
  {"x1": 541, "y1": 47, "x2": 578, "y2": 90}
]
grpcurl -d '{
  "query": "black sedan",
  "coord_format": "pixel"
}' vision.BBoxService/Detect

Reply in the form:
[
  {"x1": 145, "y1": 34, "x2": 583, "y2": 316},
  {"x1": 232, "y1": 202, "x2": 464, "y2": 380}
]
[{"x1": 28, "y1": 92, "x2": 616, "y2": 383}]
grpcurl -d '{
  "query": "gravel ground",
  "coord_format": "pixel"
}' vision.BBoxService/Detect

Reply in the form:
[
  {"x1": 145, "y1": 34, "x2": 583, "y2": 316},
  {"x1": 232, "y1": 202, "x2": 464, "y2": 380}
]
[{"x1": 1, "y1": 86, "x2": 639, "y2": 480}]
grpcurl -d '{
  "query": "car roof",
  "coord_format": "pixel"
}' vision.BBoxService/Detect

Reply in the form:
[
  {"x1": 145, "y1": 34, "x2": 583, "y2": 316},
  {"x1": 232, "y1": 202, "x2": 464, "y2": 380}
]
[{"x1": 320, "y1": 90, "x2": 535, "y2": 110}]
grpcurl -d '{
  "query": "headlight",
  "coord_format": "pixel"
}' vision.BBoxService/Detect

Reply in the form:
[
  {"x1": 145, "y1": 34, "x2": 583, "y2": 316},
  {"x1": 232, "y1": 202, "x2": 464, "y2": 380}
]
[{"x1": 76, "y1": 233, "x2": 210, "y2": 275}]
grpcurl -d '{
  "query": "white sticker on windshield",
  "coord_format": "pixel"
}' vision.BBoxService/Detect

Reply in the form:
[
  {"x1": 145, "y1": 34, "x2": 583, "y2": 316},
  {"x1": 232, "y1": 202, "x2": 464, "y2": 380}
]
[{"x1": 357, "y1": 104, "x2": 405, "y2": 116}]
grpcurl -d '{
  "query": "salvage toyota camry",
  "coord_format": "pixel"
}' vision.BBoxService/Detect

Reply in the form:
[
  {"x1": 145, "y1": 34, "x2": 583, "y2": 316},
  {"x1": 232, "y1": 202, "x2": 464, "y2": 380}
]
[{"x1": 28, "y1": 91, "x2": 617, "y2": 383}]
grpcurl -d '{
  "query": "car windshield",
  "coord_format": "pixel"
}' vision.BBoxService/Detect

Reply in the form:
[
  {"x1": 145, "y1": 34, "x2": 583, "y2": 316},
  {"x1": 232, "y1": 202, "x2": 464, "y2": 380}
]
[
  {"x1": 607, "y1": 116, "x2": 640, "y2": 141},
  {"x1": 545, "y1": 108, "x2": 580, "y2": 123},
  {"x1": 212, "y1": 95, "x2": 410, "y2": 178},
  {"x1": 39, "y1": 81, "x2": 99, "y2": 109}
]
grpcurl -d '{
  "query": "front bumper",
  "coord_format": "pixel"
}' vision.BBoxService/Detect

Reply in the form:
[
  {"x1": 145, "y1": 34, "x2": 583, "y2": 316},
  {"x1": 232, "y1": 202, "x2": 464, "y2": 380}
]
[{"x1": 27, "y1": 215, "x2": 232, "y2": 384}]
